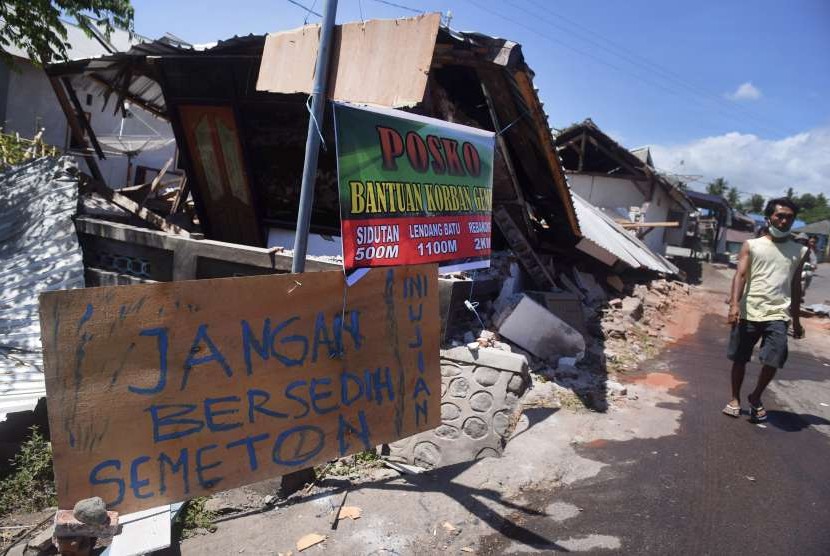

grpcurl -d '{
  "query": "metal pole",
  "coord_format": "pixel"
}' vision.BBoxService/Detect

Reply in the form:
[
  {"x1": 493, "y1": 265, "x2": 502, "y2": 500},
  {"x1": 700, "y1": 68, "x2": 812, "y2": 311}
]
[{"x1": 292, "y1": 0, "x2": 338, "y2": 274}]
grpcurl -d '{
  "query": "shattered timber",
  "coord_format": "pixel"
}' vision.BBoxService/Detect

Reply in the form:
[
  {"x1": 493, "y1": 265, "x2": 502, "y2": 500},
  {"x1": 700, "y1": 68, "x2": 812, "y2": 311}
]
[{"x1": 0, "y1": 11, "x2": 724, "y2": 556}]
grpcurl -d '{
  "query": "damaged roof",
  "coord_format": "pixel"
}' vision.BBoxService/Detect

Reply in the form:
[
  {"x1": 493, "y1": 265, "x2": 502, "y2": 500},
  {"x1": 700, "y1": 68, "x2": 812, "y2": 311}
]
[
  {"x1": 555, "y1": 118, "x2": 693, "y2": 212},
  {"x1": 46, "y1": 15, "x2": 582, "y2": 248},
  {"x1": 0, "y1": 157, "x2": 85, "y2": 418},
  {"x1": 571, "y1": 191, "x2": 679, "y2": 275}
]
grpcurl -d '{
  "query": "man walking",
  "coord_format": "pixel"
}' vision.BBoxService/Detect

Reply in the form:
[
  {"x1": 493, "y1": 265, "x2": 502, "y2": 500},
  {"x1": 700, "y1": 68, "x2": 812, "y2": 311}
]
[{"x1": 723, "y1": 197, "x2": 808, "y2": 422}]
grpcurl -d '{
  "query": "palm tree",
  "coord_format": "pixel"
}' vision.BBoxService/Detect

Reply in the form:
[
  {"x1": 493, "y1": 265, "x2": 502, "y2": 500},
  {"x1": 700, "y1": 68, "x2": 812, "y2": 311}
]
[{"x1": 706, "y1": 177, "x2": 728, "y2": 197}]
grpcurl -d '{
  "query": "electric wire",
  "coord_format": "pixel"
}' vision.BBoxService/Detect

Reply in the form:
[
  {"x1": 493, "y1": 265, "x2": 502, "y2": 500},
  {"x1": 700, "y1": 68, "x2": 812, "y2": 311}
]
[
  {"x1": 516, "y1": 0, "x2": 796, "y2": 136},
  {"x1": 285, "y1": 0, "x2": 321, "y2": 19},
  {"x1": 463, "y1": 0, "x2": 788, "y2": 137},
  {"x1": 368, "y1": 0, "x2": 423, "y2": 14}
]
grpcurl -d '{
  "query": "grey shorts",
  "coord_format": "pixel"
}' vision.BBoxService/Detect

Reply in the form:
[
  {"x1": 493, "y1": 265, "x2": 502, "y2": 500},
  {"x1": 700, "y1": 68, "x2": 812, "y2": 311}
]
[{"x1": 727, "y1": 319, "x2": 789, "y2": 368}]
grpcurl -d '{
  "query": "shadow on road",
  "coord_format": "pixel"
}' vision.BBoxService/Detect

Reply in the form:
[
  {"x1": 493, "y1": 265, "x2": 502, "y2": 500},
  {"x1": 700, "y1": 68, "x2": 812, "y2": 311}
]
[
  {"x1": 765, "y1": 409, "x2": 830, "y2": 432},
  {"x1": 205, "y1": 405, "x2": 569, "y2": 552}
]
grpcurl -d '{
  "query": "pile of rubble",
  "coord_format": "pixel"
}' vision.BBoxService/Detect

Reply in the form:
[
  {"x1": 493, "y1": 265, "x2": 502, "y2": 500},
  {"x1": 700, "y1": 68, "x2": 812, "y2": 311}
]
[{"x1": 438, "y1": 256, "x2": 694, "y2": 419}]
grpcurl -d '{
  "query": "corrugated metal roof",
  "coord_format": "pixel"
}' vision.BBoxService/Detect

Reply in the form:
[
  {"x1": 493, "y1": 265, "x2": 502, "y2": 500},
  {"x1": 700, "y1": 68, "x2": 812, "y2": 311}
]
[
  {"x1": 571, "y1": 191, "x2": 679, "y2": 275},
  {"x1": 0, "y1": 157, "x2": 85, "y2": 418},
  {"x1": 795, "y1": 219, "x2": 830, "y2": 236}
]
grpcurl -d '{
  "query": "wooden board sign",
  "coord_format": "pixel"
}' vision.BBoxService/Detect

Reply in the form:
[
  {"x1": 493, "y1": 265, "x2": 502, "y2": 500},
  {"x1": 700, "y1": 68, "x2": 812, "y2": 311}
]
[{"x1": 39, "y1": 265, "x2": 440, "y2": 514}]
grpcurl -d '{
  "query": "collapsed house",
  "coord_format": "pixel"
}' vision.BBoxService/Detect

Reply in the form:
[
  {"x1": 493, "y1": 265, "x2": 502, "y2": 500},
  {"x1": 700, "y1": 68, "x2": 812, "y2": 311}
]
[
  {"x1": 685, "y1": 190, "x2": 732, "y2": 261},
  {"x1": 554, "y1": 118, "x2": 694, "y2": 258},
  {"x1": 0, "y1": 18, "x2": 178, "y2": 188},
  {"x1": 4, "y1": 16, "x2": 685, "y2": 429}
]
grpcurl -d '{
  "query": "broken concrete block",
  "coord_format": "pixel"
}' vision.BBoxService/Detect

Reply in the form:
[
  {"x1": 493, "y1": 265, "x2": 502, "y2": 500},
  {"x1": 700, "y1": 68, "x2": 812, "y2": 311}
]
[
  {"x1": 73, "y1": 496, "x2": 108, "y2": 525},
  {"x1": 574, "y1": 270, "x2": 606, "y2": 304},
  {"x1": 620, "y1": 296, "x2": 643, "y2": 321},
  {"x1": 603, "y1": 321, "x2": 627, "y2": 339},
  {"x1": 54, "y1": 509, "x2": 119, "y2": 538},
  {"x1": 389, "y1": 347, "x2": 529, "y2": 468},
  {"x1": 27, "y1": 525, "x2": 55, "y2": 552},
  {"x1": 495, "y1": 294, "x2": 585, "y2": 361},
  {"x1": 493, "y1": 262, "x2": 525, "y2": 313},
  {"x1": 525, "y1": 291, "x2": 587, "y2": 335},
  {"x1": 605, "y1": 380, "x2": 628, "y2": 397},
  {"x1": 644, "y1": 291, "x2": 666, "y2": 309}
]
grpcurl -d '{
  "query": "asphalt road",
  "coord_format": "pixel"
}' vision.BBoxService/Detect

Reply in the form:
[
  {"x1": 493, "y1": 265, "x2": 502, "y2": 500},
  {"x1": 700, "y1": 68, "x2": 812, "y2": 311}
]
[{"x1": 489, "y1": 264, "x2": 830, "y2": 554}]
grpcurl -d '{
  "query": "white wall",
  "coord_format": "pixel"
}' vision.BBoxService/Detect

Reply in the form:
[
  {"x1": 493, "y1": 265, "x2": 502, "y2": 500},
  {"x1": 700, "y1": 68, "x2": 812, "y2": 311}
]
[
  {"x1": 3, "y1": 59, "x2": 176, "y2": 188},
  {"x1": 567, "y1": 173, "x2": 675, "y2": 255}
]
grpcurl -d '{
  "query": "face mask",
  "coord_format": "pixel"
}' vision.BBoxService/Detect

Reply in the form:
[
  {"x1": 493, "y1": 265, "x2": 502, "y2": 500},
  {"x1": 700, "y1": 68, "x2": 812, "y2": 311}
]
[{"x1": 767, "y1": 223, "x2": 790, "y2": 239}]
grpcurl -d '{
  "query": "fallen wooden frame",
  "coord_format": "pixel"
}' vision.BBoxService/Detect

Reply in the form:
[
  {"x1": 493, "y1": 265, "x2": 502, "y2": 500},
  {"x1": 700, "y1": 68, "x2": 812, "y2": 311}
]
[{"x1": 82, "y1": 173, "x2": 191, "y2": 237}]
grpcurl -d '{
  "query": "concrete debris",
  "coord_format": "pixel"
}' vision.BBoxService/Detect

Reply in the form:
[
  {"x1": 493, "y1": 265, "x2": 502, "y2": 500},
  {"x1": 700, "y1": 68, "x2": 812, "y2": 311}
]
[
  {"x1": 72, "y1": 496, "x2": 108, "y2": 526},
  {"x1": 54, "y1": 508, "x2": 119, "y2": 538},
  {"x1": 515, "y1": 275, "x2": 694, "y2": 413},
  {"x1": 621, "y1": 296, "x2": 643, "y2": 321},
  {"x1": 605, "y1": 380, "x2": 628, "y2": 397},
  {"x1": 389, "y1": 346, "x2": 530, "y2": 468},
  {"x1": 494, "y1": 294, "x2": 585, "y2": 361}
]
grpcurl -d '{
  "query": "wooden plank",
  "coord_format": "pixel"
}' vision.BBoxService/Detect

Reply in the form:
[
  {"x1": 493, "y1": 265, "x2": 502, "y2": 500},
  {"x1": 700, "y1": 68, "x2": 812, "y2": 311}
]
[
  {"x1": 257, "y1": 14, "x2": 440, "y2": 107},
  {"x1": 139, "y1": 157, "x2": 174, "y2": 209},
  {"x1": 510, "y1": 70, "x2": 581, "y2": 236},
  {"x1": 61, "y1": 77, "x2": 107, "y2": 161},
  {"x1": 39, "y1": 265, "x2": 440, "y2": 514},
  {"x1": 48, "y1": 77, "x2": 106, "y2": 184},
  {"x1": 88, "y1": 73, "x2": 168, "y2": 121},
  {"x1": 480, "y1": 80, "x2": 535, "y2": 242},
  {"x1": 84, "y1": 175, "x2": 191, "y2": 237},
  {"x1": 493, "y1": 206, "x2": 557, "y2": 290}
]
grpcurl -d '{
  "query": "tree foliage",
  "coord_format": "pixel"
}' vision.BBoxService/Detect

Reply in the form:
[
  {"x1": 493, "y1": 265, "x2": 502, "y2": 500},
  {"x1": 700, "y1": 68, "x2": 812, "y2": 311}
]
[
  {"x1": 744, "y1": 193, "x2": 765, "y2": 213},
  {"x1": 726, "y1": 186, "x2": 741, "y2": 207},
  {"x1": 0, "y1": 0, "x2": 134, "y2": 66},
  {"x1": 706, "y1": 177, "x2": 728, "y2": 197},
  {"x1": 786, "y1": 190, "x2": 830, "y2": 224}
]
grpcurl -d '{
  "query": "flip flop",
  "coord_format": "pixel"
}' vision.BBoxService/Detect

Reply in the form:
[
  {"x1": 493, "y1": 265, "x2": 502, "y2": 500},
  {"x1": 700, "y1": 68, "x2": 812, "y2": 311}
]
[
  {"x1": 749, "y1": 403, "x2": 767, "y2": 423},
  {"x1": 722, "y1": 403, "x2": 741, "y2": 418}
]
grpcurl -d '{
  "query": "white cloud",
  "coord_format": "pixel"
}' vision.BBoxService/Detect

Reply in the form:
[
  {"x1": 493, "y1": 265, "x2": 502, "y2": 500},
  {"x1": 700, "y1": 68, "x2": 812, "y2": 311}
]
[
  {"x1": 651, "y1": 127, "x2": 830, "y2": 198},
  {"x1": 726, "y1": 82, "x2": 762, "y2": 101}
]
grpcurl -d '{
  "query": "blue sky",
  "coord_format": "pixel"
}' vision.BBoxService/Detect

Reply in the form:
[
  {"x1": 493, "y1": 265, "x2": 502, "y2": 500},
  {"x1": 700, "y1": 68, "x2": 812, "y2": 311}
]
[{"x1": 130, "y1": 0, "x2": 830, "y2": 196}]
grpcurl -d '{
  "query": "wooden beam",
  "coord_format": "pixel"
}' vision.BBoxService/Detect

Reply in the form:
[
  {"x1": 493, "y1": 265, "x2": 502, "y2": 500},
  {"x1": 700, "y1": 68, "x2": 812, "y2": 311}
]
[
  {"x1": 480, "y1": 80, "x2": 536, "y2": 242},
  {"x1": 48, "y1": 77, "x2": 106, "y2": 184},
  {"x1": 60, "y1": 77, "x2": 106, "y2": 160},
  {"x1": 585, "y1": 134, "x2": 641, "y2": 178},
  {"x1": 510, "y1": 70, "x2": 581, "y2": 236},
  {"x1": 83, "y1": 174, "x2": 190, "y2": 237},
  {"x1": 577, "y1": 131, "x2": 587, "y2": 172},
  {"x1": 169, "y1": 175, "x2": 189, "y2": 216},
  {"x1": 138, "y1": 157, "x2": 174, "y2": 208},
  {"x1": 88, "y1": 73, "x2": 168, "y2": 120}
]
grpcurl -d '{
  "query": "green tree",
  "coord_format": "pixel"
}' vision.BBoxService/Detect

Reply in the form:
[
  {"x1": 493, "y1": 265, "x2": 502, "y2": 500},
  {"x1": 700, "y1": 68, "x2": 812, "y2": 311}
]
[
  {"x1": 786, "y1": 187, "x2": 796, "y2": 200},
  {"x1": 796, "y1": 193, "x2": 817, "y2": 211},
  {"x1": 726, "y1": 187, "x2": 741, "y2": 207},
  {"x1": 0, "y1": 1, "x2": 134, "y2": 66},
  {"x1": 745, "y1": 193, "x2": 765, "y2": 213},
  {"x1": 706, "y1": 177, "x2": 728, "y2": 197},
  {"x1": 800, "y1": 192, "x2": 830, "y2": 224}
]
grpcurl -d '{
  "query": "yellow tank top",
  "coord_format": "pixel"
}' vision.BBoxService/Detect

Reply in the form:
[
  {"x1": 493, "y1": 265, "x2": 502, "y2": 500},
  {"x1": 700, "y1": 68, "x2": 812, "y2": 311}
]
[{"x1": 740, "y1": 237, "x2": 807, "y2": 322}]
